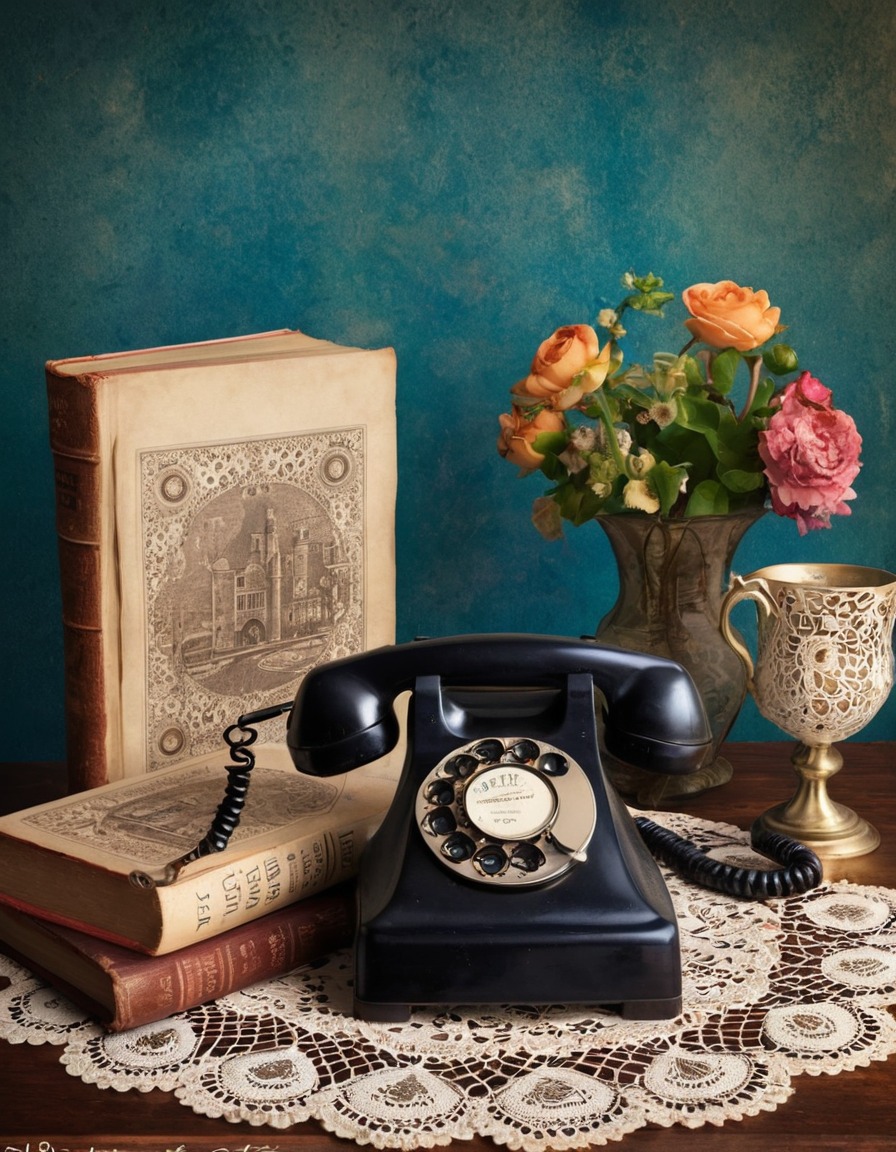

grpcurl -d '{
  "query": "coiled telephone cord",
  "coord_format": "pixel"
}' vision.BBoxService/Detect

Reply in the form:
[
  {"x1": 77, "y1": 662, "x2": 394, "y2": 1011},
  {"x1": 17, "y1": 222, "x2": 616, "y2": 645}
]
[
  {"x1": 129, "y1": 701, "x2": 292, "y2": 889},
  {"x1": 634, "y1": 815, "x2": 823, "y2": 898}
]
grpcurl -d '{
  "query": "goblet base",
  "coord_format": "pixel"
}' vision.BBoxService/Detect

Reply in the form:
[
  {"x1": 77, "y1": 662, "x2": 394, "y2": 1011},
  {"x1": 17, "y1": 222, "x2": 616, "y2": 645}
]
[
  {"x1": 753, "y1": 803, "x2": 880, "y2": 859},
  {"x1": 751, "y1": 741, "x2": 881, "y2": 860}
]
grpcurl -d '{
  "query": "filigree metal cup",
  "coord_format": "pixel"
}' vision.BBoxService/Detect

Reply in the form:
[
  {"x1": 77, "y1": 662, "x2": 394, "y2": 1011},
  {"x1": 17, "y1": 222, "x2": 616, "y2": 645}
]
[{"x1": 720, "y1": 563, "x2": 896, "y2": 858}]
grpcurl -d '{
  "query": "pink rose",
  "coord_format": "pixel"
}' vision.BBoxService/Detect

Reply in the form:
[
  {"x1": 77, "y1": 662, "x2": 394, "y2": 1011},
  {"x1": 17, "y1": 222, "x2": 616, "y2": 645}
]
[
  {"x1": 497, "y1": 406, "x2": 566, "y2": 470},
  {"x1": 682, "y1": 280, "x2": 781, "y2": 351},
  {"x1": 759, "y1": 371, "x2": 862, "y2": 534}
]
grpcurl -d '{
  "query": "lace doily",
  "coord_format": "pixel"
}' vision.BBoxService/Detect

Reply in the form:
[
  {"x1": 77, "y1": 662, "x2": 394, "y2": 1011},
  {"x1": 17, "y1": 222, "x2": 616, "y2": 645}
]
[{"x1": 2, "y1": 811, "x2": 895, "y2": 1150}]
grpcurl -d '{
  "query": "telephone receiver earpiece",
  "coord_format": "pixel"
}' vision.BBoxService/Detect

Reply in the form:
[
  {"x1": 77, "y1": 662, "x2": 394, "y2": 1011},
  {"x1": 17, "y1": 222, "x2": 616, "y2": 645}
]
[{"x1": 286, "y1": 634, "x2": 713, "y2": 777}]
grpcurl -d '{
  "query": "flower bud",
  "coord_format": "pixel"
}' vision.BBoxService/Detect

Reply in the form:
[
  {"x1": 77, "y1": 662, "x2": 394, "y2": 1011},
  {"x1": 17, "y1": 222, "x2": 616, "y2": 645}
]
[{"x1": 762, "y1": 343, "x2": 799, "y2": 376}]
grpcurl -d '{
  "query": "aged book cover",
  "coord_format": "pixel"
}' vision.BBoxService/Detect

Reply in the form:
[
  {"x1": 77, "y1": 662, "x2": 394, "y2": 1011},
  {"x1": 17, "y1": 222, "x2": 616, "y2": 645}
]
[
  {"x1": 0, "y1": 743, "x2": 399, "y2": 955},
  {"x1": 0, "y1": 885, "x2": 354, "y2": 1032},
  {"x1": 46, "y1": 329, "x2": 397, "y2": 790}
]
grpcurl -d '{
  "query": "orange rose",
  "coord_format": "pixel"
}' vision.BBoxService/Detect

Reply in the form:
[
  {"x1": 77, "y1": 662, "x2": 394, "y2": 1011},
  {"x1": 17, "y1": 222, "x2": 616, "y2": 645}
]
[
  {"x1": 518, "y1": 326, "x2": 612, "y2": 409},
  {"x1": 533, "y1": 324, "x2": 600, "y2": 384},
  {"x1": 682, "y1": 281, "x2": 781, "y2": 351},
  {"x1": 497, "y1": 406, "x2": 566, "y2": 470}
]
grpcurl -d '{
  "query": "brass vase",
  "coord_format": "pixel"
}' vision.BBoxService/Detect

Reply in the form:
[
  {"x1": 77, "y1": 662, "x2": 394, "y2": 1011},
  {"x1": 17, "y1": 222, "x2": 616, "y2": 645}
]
[
  {"x1": 721, "y1": 563, "x2": 896, "y2": 857},
  {"x1": 595, "y1": 510, "x2": 763, "y2": 805}
]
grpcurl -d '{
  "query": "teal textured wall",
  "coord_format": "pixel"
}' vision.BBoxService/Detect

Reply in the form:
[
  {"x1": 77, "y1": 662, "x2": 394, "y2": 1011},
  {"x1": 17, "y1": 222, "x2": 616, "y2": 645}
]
[{"x1": 2, "y1": 0, "x2": 894, "y2": 758}]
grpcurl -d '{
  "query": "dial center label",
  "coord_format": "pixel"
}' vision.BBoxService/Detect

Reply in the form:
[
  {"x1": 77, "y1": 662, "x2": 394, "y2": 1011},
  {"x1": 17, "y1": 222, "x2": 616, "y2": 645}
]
[{"x1": 464, "y1": 765, "x2": 556, "y2": 839}]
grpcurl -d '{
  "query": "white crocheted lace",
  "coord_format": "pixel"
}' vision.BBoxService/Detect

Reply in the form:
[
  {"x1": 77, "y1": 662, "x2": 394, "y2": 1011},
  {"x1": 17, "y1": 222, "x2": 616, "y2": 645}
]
[{"x1": 1, "y1": 811, "x2": 895, "y2": 1149}]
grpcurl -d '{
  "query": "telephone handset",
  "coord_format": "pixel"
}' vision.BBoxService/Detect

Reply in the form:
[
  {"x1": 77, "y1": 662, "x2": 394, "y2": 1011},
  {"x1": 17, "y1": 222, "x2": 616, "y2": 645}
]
[{"x1": 134, "y1": 634, "x2": 822, "y2": 1022}]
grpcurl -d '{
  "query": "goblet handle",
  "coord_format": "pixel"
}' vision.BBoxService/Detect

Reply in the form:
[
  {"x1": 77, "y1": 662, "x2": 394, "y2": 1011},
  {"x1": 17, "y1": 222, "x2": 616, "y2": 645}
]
[{"x1": 719, "y1": 575, "x2": 778, "y2": 694}]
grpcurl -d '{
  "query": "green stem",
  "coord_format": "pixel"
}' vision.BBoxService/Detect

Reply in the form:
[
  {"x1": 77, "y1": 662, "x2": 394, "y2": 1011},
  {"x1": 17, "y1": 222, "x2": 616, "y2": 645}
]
[
  {"x1": 592, "y1": 388, "x2": 631, "y2": 475},
  {"x1": 738, "y1": 356, "x2": 762, "y2": 421}
]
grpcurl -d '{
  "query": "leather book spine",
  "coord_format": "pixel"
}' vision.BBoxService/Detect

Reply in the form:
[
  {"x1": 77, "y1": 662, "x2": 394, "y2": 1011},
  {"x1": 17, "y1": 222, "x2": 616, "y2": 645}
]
[
  {"x1": 107, "y1": 886, "x2": 355, "y2": 1029},
  {"x1": 45, "y1": 367, "x2": 108, "y2": 793},
  {"x1": 0, "y1": 886, "x2": 355, "y2": 1031}
]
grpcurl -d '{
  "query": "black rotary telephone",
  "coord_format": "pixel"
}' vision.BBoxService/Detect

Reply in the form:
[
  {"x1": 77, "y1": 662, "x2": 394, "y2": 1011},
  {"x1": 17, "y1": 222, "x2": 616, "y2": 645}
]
[{"x1": 135, "y1": 634, "x2": 821, "y2": 1021}]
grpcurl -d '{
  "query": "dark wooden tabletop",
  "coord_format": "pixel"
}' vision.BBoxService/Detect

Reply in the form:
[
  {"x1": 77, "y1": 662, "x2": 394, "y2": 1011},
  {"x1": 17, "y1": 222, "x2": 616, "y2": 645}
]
[{"x1": 1, "y1": 744, "x2": 894, "y2": 1151}]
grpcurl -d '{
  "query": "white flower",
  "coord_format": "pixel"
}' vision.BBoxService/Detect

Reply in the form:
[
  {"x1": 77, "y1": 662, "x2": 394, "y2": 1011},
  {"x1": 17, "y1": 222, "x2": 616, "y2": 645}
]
[
  {"x1": 558, "y1": 446, "x2": 589, "y2": 474},
  {"x1": 627, "y1": 450, "x2": 656, "y2": 478},
  {"x1": 570, "y1": 425, "x2": 598, "y2": 452},
  {"x1": 597, "y1": 308, "x2": 626, "y2": 339},
  {"x1": 597, "y1": 424, "x2": 632, "y2": 456},
  {"x1": 647, "y1": 399, "x2": 678, "y2": 427},
  {"x1": 623, "y1": 478, "x2": 660, "y2": 513}
]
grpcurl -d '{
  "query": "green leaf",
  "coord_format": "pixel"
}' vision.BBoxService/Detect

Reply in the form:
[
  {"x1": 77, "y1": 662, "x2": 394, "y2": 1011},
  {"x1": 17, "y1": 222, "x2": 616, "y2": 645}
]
[
  {"x1": 676, "y1": 394, "x2": 723, "y2": 445},
  {"x1": 719, "y1": 468, "x2": 766, "y2": 494},
  {"x1": 714, "y1": 408, "x2": 764, "y2": 480},
  {"x1": 552, "y1": 479, "x2": 608, "y2": 526},
  {"x1": 683, "y1": 355, "x2": 706, "y2": 388},
  {"x1": 684, "y1": 480, "x2": 730, "y2": 516},
  {"x1": 531, "y1": 431, "x2": 569, "y2": 481},
  {"x1": 648, "y1": 460, "x2": 689, "y2": 517},
  {"x1": 628, "y1": 290, "x2": 675, "y2": 315},
  {"x1": 709, "y1": 348, "x2": 742, "y2": 396},
  {"x1": 532, "y1": 430, "x2": 569, "y2": 456},
  {"x1": 607, "y1": 381, "x2": 655, "y2": 409}
]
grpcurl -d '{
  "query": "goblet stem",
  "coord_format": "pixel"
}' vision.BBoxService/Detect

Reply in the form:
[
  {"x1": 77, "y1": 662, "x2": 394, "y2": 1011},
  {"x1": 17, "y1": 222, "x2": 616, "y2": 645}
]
[{"x1": 753, "y1": 741, "x2": 880, "y2": 859}]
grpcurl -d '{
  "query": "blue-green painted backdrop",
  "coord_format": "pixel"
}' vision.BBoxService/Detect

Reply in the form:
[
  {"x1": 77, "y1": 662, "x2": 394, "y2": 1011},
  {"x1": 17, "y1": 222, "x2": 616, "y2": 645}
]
[{"x1": 2, "y1": 0, "x2": 895, "y2": 759}]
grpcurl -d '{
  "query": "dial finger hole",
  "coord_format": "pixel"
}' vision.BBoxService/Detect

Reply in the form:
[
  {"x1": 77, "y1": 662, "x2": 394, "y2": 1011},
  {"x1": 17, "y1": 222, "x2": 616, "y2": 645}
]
[
  {"x1": 444, "y1": 754, "x2": 479, "y2": 779},
  {"x1": 510, "y1": 842, "x2": 546, "y2": 873},
  {"x1": 424, "y1": 779, "x2": 455, "y2": 805},
  {"x1": 422, "y1": 806, "x2": 456, "y2": 836},
  {"x1": 537, "y1": 751, "x2": 569, "y2": 776},
  {"x1": 441, "y1": 832, "x2": 475, "y2": 862},
  {"x1": 507, "y1": 739, "x2": 540, "y2": 763},
  {"x1": 473, "y1": 844, "x2": 508, "y2": 877},
  {"x1": 471, "y1": 739, "x2": 504, "y2": 762}
]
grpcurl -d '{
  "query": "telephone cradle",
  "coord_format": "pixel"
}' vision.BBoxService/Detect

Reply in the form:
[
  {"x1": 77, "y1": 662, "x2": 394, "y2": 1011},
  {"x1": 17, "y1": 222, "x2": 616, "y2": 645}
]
[{"x1": 136, "y1": 634, "x2": 823, "y2": 1023}]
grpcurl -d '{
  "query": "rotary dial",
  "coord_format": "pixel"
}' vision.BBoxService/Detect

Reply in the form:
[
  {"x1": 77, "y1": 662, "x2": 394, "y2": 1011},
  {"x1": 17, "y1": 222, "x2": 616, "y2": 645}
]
[{"x1": 414, "y1": 736, "x2": 597, "y2": 887}]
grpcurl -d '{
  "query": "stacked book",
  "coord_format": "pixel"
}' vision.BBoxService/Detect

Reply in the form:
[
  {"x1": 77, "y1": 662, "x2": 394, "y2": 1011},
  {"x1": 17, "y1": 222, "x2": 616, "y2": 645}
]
[
  {"x1": 0, "y1": 327, "x2": 400, "y2": 1030},
  {"x1": 0, "y1": 746, "x2": 399, "y2": 1030}
]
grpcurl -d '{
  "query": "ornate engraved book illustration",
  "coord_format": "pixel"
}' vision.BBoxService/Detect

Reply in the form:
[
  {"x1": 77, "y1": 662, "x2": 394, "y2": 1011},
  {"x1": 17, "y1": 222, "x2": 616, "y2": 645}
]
[
  {"x1": 46, "y1": 330, "x2": 397, "y2": 788},
  {"x1": 141, "y1": 427, "x2": 368, "y2": 772}
]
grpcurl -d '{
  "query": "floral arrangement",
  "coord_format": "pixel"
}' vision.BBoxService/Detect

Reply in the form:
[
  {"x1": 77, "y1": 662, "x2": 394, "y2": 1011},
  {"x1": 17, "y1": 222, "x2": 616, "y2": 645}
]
[{"x1": 497, "y1": 274, "x2": 862, "y2": 537}]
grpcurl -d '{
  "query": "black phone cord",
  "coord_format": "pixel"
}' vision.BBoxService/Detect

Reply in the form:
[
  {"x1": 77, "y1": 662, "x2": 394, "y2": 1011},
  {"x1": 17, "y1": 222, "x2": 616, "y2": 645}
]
[
  {"x1": 128, "y1": 701, "x2": 292, "y2": 889},
  {"x1": 634, "y1": 815, "x2": 823, "y2": 898}
]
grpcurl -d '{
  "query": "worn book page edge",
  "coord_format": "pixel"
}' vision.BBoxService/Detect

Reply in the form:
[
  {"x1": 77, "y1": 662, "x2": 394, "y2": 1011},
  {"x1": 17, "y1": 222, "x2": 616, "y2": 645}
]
[{"x1": 0, "y1": 737, "x2": 403, "y2": 877}]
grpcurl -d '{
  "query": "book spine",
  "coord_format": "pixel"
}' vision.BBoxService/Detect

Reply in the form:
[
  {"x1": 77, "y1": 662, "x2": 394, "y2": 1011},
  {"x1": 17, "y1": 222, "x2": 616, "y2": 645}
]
[
  {"x1": 46, "y1": 367, "x2": 108, "y2": 793},
  {"x1": 0, "y1": 886, "x2": 355, "y2": 1032},
  {"x1": 109, "y1": 885, "x2": 355, "y2": 1029},
  {"x1": 151, "y1": 808, "x2": 378, "y2": 954}
]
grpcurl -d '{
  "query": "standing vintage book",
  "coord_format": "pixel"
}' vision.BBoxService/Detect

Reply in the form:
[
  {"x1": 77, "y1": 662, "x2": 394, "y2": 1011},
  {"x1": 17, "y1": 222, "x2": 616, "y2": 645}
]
[
  {"x1": 0, "y1": 885, "x2": 354, "y2": 1032},
  {"x1": 46, "y1": 329, "x2": 397, "y2": 791},
  {"x1": 0, "y1": 744, "x2": 397, "y2": 955}
]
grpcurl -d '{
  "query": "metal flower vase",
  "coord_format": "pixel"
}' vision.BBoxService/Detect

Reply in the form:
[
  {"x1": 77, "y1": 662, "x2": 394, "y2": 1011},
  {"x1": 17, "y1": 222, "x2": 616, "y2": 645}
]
[
  {"x1": 595, "y1": 510, "x2": 763, "y2": 805},
  {"x1": 721, "y1": 563, "x2": 896, "y2": 857}
]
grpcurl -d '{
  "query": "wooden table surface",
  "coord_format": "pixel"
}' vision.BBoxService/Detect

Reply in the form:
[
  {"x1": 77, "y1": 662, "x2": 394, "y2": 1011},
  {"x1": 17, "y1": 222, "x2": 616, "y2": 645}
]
[{"x1": 1, "y1": 744, "x2": 894, "y2": 1151}]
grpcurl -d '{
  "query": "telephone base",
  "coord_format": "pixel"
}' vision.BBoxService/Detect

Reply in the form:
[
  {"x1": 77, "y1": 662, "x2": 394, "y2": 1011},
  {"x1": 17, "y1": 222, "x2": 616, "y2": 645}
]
[
  {"x1": 350, "y1": 671, "x2": 689, "y2": 1024},
  {"x1": 352, "y1": 995, "x2": 683, "y2": 1024},
  {"x1": 353, "y1": 997, "x2": 413, "y2": 1023},
  {"x1": 615, "y1": 995, "x2": 682, "y2": 1021}
]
